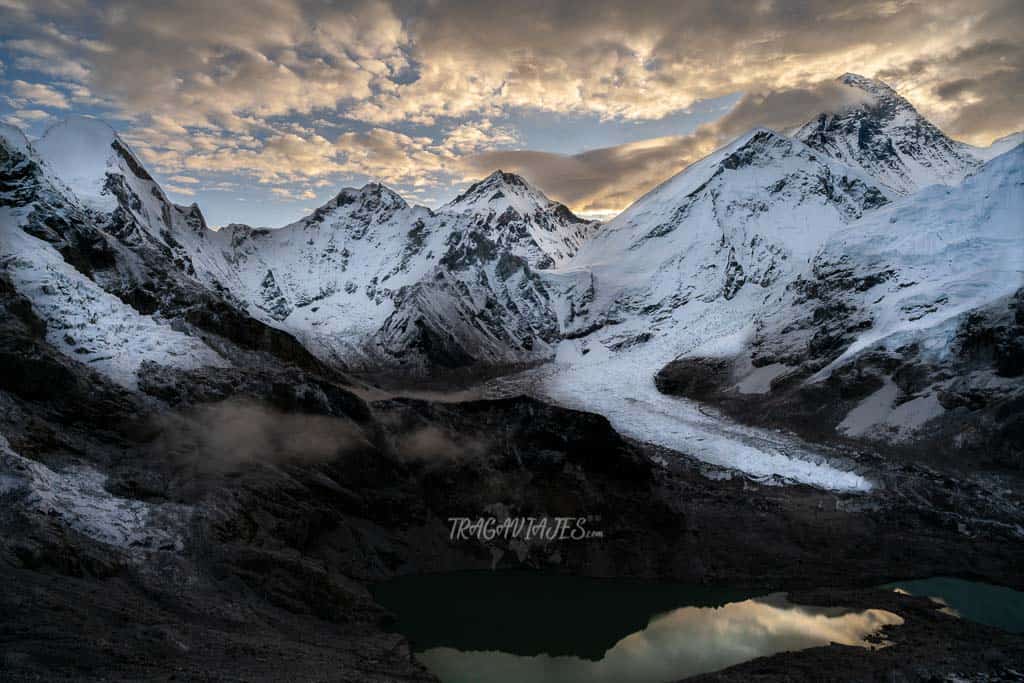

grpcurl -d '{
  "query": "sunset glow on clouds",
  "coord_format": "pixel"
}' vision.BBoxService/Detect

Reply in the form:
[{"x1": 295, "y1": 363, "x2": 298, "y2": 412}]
[{"x1": 1, "y1": 0, "x2": 1021, "y2": 225}]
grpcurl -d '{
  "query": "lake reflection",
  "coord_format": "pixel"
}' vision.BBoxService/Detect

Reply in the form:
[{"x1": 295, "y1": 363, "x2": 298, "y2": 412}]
[
  {"x1": 415, "y1": 592, "x2": 902, "y2": 683},
  {"x1": 373, "y1": 572, "x2": 904, "y2": 683}
]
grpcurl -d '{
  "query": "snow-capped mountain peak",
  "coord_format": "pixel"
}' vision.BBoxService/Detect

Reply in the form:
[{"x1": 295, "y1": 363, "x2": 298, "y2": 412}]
[
  {"x1": 837, "y1": 72, "x2": 899, "y2": 98},
  {"x1": 289, "y1": 182, "x2": 412, "y2": 234},
  {"x1": 33, "y1": 115, "x2": 157, "y2": 213},
  {"x1": 24, "y1": 114, "x2": 210, "y2": 267},
  {"x1": 795, "y1": 73, "x2": 981, "y2": 194},
  {"x1": 441, "y1": 169, "x2": 598, "y2": 269},
  {"x1": 444, "y1": 170, "x2": 548, "y2": 214},
  {"x1": 564, "y1": 123, "x2": 892, "y2": 342},
  {"x1": 338, "y1": 182, "x2": 409, "y2": 211}
]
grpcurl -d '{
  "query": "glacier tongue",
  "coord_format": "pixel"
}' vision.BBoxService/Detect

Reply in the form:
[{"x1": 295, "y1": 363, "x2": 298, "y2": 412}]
[{"x1": 489, "y1": 331, "x2": 874, "y2": 492}]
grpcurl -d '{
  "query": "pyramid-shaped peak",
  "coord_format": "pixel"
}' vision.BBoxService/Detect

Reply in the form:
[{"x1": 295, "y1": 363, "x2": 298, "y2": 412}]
[
  {"x1": 447, "y1": 169, "x2": 548, "y2": 209},
  {"x1": 838, "y1": 73, "x2": 900, "y2": 99},
  {"x1": 483, "y1": 169, "x2": 532, "y2": 187},
  {"x1": 793, "y1": 73, "x2": 981, "y2": 194},
  {"x1": 718, "y1": 127, "x2": 797, "y2": 162}
]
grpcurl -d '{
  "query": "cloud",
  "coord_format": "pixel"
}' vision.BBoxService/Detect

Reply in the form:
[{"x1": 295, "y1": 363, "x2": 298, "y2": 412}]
[
  {"x1": 271, "y1": 186, "x2": 317, "y2": 201},
  {"x1": 391, "y1": 425, "x2": 487, "y2": 464},
  {"x1": 875, "y1": 36, "x2": 1024, "y2": 144},
  {"x1": 8, "y1": 108, "x2": 53, "y2": 121},
  {"x1": 339, "y1": 0, "x2": 1023, "y2": 134},
  {"x1": 9, "y1": 1, "x2": 1022, "y2": 133},
  {"x1": 2, "y1": 0, "x2": 1021, "y2": 210},
  {"x1": 163, "y1": 183, "x2": 196, "y2": 197},
  {"x1": 9, "y1": 80, "x2": 70, "y2": 108},
  {"x1": 461, "y1": 80, "x2": 876, "y2": 214},
  {"x1": 137, "y1": 118, "x2": 520, "y2": 191},
  {"x1": 182, "y1": 131, "x2": 344, "y2": 183},
  {"x1": 2, "y1": 109, "x2": 55, "y2": 128},
  {"x1": 151, "y1": 398, "x2": 372, "y2": 473}
]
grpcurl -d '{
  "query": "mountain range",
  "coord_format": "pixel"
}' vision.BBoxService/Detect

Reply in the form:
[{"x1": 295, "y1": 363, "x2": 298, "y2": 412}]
[{"x1": 1, "y1": 73, "x2": 1020, "y2": 470}]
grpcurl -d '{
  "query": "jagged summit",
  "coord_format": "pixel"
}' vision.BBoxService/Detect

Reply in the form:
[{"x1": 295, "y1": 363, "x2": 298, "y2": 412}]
[
  {"x1": 838, "y1": 72, "x2": 899, "y2": 97},
  {"x1": 282, "y1": 181, "x2": 412, "y2": 234},
  {"x1": 441, "y1": 169, "x2": 596, "y2": 269},
  {"x1": 444, "y1": 169, "x2": 555, "y2": 214},
  {"x1": 447, "y1": 169, "x2": 534, "y2": 204},
  {"x1": 335, "y1": 182, "x2": 409, "y2": 211},
  {"x1": 795, "y1": 73, "x2": 981, "y2": 194}
]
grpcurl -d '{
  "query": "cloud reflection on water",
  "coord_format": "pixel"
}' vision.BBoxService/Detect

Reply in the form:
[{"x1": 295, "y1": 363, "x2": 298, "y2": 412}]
[{"x1": 418, "y1": 593, "x2": 903, "y2": 683}]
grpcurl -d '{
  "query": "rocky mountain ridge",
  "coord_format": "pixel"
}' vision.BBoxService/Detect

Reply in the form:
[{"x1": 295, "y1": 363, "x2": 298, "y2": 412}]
[
  {"x1": 794, "y1": 73, "x2": 983, "y2": 194},
  {"x1": 1, "y1": 74, "x2": 1020, "y2": 460}
]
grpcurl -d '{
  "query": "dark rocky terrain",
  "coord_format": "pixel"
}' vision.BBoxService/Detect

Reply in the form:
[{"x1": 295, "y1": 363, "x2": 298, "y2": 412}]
[{"x1": 3, "y1": 268, "x2": 1024, "y2": 681}]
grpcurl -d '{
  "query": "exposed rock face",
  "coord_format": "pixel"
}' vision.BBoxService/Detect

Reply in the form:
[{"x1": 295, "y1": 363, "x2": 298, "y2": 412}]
[
  {"x1": 440, "y1": 170, "x2": 599, "y2": 269},
  {"x1": 795, "y1": 73, "x2": 982, "y2": 194},
  {"x1": 561, "y1": 127, "x2": 892, "y2": 343},
  {"x1": 376, "y1": 233, "x2": 562, "y2": 370},
  {"x1": 0, "y1": 118, "x2": 328, "y2": 386}
]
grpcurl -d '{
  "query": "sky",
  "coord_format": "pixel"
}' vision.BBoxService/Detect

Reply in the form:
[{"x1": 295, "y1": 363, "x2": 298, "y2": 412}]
[{"x1": 1, "y1": 0, "x2": 1021, "y2": 227}]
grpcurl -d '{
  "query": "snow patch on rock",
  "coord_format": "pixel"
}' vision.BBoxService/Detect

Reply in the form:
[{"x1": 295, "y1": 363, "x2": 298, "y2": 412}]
[
  {"x1": 0, "y1": 434, "x2": 189, "y2": 553},
  {"x1": 1, "y1": 207, "x2": 229, "y2": 389}
]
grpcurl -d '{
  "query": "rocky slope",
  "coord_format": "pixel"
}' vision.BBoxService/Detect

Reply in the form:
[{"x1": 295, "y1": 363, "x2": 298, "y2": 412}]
[
  {"x1": 657, "y1": 143, "x2": 1024, "y2": 466},
  {"x1": 1, "y1": 265, "x2": 1023, "y2": 680},
  {"x1": 439, "y1": 170, "x2": 599, "y2": 269},
  {"x1": 794, "y1": 73, "x2": 983, "y2": 194},
  {"x1": 0, "y1": 118, "x2": 586, "y2": 378}
]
